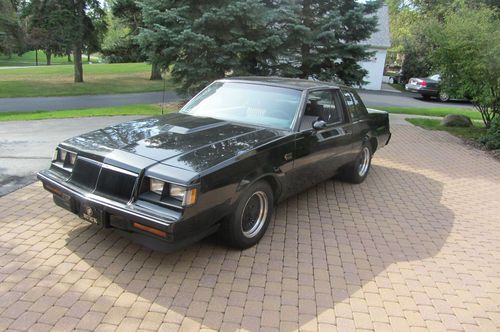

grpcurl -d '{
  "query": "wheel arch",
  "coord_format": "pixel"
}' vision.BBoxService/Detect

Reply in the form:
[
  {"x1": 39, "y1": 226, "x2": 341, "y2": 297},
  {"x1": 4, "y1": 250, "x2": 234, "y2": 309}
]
[
  {"x1": 369, "y1": 136, "x2": 378, "y2": 153},
  {"x1": 237, "y1": 172, "x2": 282, "y2": 204}
]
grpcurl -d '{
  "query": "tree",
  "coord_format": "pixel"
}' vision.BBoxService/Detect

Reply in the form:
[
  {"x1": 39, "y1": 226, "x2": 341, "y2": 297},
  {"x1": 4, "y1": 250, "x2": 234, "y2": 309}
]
[
  {"x1": 138, "y1": 0, "x2": 382, "y2": 95},
  {"x1": 0, "y1": 0, "x2": 24, "y2": 55},
  {"x1": 102, "y1": 0, "x2": 160, "y2": 80},
  {"x1": 23, "y1": 0, "x2": 103, "y2": 80},
  {"x1": 429, "y1": 6, "x2": 499, "y2": 128},
  {"x1": 281, "y1": 0, "x2": 382, "y2": 84},
  {"x1": 83, "y1": 7, "x2": 107, "y2": 63},
  {"x1": 138, "y1": 0, "x2": 284, "y2": 93},
  {"x1": 386, "y1": 0, "x2": 498, "y2": 80},
  {"x1": 24, "y1": 0, "x2": 75, "y2": 65}
]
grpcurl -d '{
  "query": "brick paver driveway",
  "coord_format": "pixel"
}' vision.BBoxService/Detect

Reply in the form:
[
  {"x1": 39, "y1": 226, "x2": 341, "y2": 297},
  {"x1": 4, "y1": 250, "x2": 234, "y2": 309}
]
[{"x1": 1, "y1": 122, "x2": 499, "y2": 331}]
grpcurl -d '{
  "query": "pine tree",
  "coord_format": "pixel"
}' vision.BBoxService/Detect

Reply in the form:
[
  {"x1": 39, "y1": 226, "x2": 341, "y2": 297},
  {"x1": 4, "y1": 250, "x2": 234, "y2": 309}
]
[
  {"x1": 137, "y1": 0, "x2": 382, "y2": 94},
  {"x1": 284, "y1": 0, "x2": 382, "y2": 84},
  {"x1": 138, "y1": 0, "x2": 282, "y2": 94}
]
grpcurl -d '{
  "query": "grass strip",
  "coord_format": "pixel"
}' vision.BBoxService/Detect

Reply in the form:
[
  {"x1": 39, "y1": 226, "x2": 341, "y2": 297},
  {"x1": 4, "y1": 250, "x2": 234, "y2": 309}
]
[
  {"x1": 0, "y1": 104, "x2": 173, "y2": 121},
  {"x1": 406, "y1": 118, "x2": 487, "y2": 141},
  {"x1": 376, "y1": 106, "x2": 481, "y2": 121}
]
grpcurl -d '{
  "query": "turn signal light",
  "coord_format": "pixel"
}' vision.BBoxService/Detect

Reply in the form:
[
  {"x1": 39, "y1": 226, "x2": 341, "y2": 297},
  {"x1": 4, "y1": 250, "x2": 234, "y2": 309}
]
[{"x1": 132, "y1": 222, "x2": 167, "y2": 238}]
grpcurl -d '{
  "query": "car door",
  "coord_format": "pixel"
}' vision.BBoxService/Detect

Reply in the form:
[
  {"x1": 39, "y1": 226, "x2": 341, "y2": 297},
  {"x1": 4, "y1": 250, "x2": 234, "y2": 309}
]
[
  {"x1": 341, "y1": 89, "x2": 370, "y2": 161},
  {"x1": 286, "y1": 88, "x2": 353, "y2": 195}
]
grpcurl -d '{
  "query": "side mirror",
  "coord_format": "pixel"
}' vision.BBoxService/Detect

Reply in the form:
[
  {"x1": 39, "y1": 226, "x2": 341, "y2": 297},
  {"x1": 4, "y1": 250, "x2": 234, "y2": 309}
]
[{"x1": 312, "y1": 120, "x2": 327, "y2": 130}]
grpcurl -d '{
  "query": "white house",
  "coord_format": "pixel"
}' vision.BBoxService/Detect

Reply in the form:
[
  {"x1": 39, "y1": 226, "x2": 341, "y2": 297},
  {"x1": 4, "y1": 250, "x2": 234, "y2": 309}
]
[{"x1": 358, "y1": 5, "x2": 391, "y2": 90}]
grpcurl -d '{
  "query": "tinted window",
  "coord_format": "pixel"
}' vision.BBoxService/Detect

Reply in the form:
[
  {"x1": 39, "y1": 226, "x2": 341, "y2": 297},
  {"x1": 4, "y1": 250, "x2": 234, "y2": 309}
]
[
  {"x1": 306, "y1": 90, "x2": 343, "y2": 124},
  {"x1": 180, "y1": 82, "x2": 302, "y2": 130},
  {"x1": 342, "y1": 90, "x2": 366, "y2": 120}
]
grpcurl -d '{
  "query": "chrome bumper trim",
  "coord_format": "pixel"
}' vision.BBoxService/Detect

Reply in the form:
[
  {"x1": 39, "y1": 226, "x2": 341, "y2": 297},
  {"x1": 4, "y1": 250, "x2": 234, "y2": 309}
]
[{"x1": 37, "y1": 171, "x2": 176, "y2": 227}]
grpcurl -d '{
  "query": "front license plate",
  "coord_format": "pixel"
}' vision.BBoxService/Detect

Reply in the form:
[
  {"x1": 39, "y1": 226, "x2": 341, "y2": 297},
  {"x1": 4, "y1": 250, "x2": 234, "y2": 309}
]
[{"x1": 80, "y1": 204, "x2": 103, "y2": 226}]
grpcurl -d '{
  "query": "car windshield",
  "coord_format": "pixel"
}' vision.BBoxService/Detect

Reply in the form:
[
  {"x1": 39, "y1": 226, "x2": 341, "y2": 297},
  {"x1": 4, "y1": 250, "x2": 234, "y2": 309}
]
[{"x1": 180, "y1": 82, "x2": 302, "y2": 130}]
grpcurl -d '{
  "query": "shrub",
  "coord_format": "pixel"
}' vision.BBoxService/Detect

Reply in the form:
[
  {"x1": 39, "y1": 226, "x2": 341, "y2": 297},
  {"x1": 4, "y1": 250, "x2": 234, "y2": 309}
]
[{"x1": 481, "y1": 117, "x2": 500, "y2": 150}]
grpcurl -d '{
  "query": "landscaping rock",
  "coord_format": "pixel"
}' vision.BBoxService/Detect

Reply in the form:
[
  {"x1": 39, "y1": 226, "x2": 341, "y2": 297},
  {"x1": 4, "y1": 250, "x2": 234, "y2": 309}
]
[{"x1": 441, "y1": 114, "x2": 473, "y2": 127}]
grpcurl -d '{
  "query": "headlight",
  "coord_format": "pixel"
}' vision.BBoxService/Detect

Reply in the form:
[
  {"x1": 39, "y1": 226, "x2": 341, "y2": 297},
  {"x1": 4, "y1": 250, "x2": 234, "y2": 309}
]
[
  {"x1": 148, "y1": 178, "x2": 198, "y2": 206},
  {"x1": 169, "y1": 184, "x2": 198, "y2": 206},
  {"x1": 52, "y1": 148, "x2": 77, "y2": 170},
  {"x1": 150, "y1": 178, "x2": 165, "y2": 195}
]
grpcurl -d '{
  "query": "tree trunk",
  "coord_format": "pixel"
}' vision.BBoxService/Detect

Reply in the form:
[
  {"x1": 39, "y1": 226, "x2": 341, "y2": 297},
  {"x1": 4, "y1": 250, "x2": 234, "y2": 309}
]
[
  {"x1": 74, "y1": 45, "x2": 83, "y2": 83},
  {"x1": 300, "y1": 0, "x2": 312, "y2": 79},
  {"x1": 87, "y1": 53, "x2": 91, "y2": 63},
  {"x1": 67, "y1": 51, "x2": 71, "y2": 62},
  {"x1": 73, "y1": 0, "x2": 85, "y2": 83},
  {"x1": 150, "y1": 61, "x2": 162, "y2": 80},
  {"x1": 35, "y1": 49, "x2": 38, "y2": 66},
  {"x1": 46, "y1": 50, "x2": 52, "y2": 65}
]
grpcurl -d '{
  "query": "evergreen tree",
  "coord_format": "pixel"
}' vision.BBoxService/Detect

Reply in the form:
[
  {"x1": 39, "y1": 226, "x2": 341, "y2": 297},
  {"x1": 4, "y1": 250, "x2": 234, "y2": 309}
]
[
  {"x1": 137, "y1": 0, "x2": 382, "y2": 94},
  {"x1": 138, "y1": 0, "x2": 282, "y2": 93},
  {"x1": 281, "y1": 0, "x2": 382, "y2": 84}
]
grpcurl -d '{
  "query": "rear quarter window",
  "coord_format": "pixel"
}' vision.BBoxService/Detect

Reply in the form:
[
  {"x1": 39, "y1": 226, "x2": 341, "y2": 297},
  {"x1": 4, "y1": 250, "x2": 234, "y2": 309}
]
[{"x1": 342, "y1": 90, "x2": 367, "y2": 121}]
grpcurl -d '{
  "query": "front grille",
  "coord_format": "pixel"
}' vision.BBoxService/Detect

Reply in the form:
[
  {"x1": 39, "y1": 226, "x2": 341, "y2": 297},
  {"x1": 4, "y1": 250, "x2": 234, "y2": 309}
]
[
  {"x1": 95, "y1": 165, "x2": 138, "y2": 202},
  {"x1": 69, "y1": 157, "x2": 101, "y2": 190}
]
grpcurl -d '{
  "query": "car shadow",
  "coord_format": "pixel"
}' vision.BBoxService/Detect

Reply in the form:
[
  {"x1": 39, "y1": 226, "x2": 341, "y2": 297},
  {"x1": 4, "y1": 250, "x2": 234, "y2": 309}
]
[{"x1": 64, "y1": 164, "x2": 454, "y2": 330}]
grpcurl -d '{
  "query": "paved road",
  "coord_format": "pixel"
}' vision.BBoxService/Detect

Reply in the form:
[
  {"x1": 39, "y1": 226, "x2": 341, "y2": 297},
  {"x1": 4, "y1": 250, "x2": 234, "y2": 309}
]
[
  {"x1": 359, "y1": 90, "x2": 472, "y2": 109},
  {"x1": 0, "y1": 116, "x2": 144, "y2": 196},
  {"x1": 1, "y1": 122, "x2": 499, "y2": 331},
  {"x1": 0, "y1": 90, "x2": 472, "y2": 112},
  {"x1": 0, "y1": 92, "x2": 179, "y2": 112}
]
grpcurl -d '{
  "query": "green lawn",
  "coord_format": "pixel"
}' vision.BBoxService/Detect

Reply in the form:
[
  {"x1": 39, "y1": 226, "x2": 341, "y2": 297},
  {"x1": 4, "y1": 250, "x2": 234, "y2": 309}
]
[
  {"x1": 0, "y1": 104, "x2": 176, "y2": 121},
  {"x1": 406, "y1": 118, "x2": 487, "y2": 142},
  {"x1": 0, "y1": 51, "x2": 98, "y2": 66},
  {"x1": 0, "y1": 63, "x2": 173, "y2": 98},
  {"x1": 376, "y1": 106, "x2": 481, "y2": 120}
]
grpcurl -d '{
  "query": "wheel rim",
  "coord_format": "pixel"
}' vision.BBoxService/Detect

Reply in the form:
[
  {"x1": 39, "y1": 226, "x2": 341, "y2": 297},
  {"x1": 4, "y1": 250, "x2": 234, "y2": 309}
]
[
  {"x1": 241, "y1": 191, "x2": 268, "y2": 238},
  {"x1": 357, "y1": 147, "x2": 370, "y2": 177},
  {"x1": 439, "y1": 92, "x2": 449, "y2": 101}
]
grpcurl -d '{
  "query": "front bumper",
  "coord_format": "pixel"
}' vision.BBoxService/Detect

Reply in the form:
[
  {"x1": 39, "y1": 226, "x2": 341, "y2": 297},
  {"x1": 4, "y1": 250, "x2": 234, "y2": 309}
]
[{"x1": 37, "y1": 170, "x2": 217, "y2": 252}]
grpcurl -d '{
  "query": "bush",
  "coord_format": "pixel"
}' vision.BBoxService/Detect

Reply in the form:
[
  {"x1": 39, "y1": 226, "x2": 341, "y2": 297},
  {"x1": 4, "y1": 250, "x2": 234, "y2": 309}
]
[{"x1": 480, "y1": 117, "x2": 500, "y2": 150}]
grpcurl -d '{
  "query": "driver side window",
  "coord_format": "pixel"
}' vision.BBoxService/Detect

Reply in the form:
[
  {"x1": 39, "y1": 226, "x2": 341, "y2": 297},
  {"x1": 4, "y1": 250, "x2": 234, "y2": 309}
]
[{"x1": 300, "y1": 89, "x2": 342, "y2": 131}]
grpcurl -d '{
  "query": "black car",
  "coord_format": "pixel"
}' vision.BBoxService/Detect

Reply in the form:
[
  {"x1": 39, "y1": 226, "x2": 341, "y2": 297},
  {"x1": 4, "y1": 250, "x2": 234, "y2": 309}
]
[
  {"x1": 405, "y1": 74, "x2": 451, "y2": 102},
  {"x1": 38, "y1": 77, "x2": 391, "y2": 252}
]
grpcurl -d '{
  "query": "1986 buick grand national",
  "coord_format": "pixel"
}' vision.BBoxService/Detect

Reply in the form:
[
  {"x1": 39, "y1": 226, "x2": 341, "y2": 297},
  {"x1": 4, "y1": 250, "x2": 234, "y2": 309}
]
[{"x1": 38, "y1": 77, "x2": 391, "y2": 251}]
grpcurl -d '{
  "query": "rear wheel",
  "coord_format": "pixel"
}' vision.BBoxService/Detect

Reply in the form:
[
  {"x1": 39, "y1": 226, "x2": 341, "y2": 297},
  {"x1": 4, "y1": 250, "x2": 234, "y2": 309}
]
[
  {"x1": 338, "y1": 144, "x2": 372, "y2": 184},
  {"x1": 220, "y1": 181, "x2": 274, "y2": 249}
]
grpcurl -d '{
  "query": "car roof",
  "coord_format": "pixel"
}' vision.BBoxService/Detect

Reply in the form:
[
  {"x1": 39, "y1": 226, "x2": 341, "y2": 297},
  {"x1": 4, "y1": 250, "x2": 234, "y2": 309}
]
[{"x1": 217, "y1": 76, "x2": 344, "y2": 91}]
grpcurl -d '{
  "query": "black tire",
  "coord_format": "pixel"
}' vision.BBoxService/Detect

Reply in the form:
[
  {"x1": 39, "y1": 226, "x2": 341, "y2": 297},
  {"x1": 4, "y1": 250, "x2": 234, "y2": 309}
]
[
  {"x1": 338, "y1": 144, "x2": 372, "y2": 184},
  {"x1": 438, "y1": 91, "x2": 450, "y2": 102},
  {"x1": 220, "y1": 181, "x2": 274, "y2": 249}
]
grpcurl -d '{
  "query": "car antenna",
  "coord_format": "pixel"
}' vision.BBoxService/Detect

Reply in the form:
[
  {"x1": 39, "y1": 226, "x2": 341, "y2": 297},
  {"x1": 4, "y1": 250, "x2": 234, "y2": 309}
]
[{"x1": 161, "y1": 68, "x2": 166, "y2": 115}]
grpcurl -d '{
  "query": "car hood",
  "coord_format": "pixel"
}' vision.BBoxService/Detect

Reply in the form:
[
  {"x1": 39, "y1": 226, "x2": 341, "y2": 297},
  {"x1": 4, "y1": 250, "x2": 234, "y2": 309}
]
[{"x1": 62, "y1": 112, "x2": 284, "y2": 173}]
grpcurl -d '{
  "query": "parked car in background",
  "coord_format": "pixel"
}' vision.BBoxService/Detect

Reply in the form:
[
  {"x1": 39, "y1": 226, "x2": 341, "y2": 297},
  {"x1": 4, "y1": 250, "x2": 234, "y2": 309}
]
[
  {"x1": 405, "y1": 74, "x2": 451, "y2": 102},
  {"x1": 38, "y1": 77, "x2": 391, "y2": 252}
]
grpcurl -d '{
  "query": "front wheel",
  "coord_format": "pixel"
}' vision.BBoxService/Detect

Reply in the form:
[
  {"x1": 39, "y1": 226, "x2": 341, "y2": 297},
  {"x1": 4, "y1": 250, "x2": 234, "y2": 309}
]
[
  {"x1": 219, "y1": 181, "x2": 274, "y2": 249},
  {"x1": 338, "y1": 144, "x2": 372, "y2": 184},
  {"x1": 438, "y1": 91, "x2": 450, "y2": 102}
]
